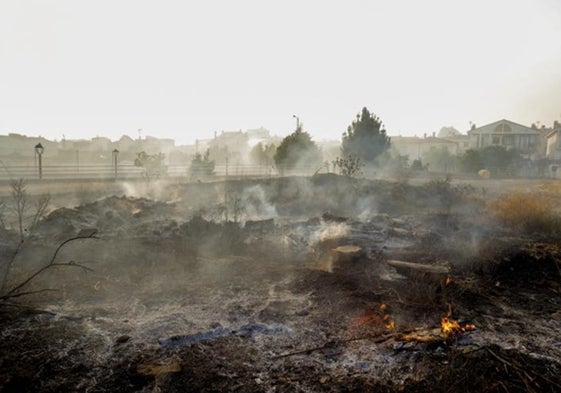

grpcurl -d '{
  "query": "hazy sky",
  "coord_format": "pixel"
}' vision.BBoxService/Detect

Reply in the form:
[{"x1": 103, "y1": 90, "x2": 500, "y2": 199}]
[{"x1": 1, "y1": 0, "x2": 560, "y2": 145}]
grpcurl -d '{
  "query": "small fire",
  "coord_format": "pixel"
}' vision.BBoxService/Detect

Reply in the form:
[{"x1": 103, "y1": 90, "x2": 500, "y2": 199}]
[
  {"x1": 348, "y1": 303, "x2": 395, "y2": 338},
  {"x1": 384, "y1": 316, "x2": 395, "y2": 330},
  {"x1": 380, "y1": 303, "x2": 395, "y2": 330},
  {"x1": 440, "y1": 306, "x2": 476, "y2": 339}
]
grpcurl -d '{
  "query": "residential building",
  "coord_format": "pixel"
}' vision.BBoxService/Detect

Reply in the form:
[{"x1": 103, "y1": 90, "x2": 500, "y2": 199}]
[
  {"x1": 546, "y1": 121, "x2": 561, "y2": 161},
  {"x1": 467, "y1": 119, "x2": 541, "y2": 158},
  {"x1": 391, "y1": 134, "x2": 459, "y2": 161}
]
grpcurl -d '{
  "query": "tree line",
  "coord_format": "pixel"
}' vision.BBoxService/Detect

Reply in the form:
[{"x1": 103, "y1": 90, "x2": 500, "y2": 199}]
[{"x1": 135, "y1": 106, "x2": 532, "y2": 179}]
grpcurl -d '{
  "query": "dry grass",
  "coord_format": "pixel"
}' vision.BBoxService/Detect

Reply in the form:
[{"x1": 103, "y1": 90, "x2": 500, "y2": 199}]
[{"x1": 489, "y1": 191, "x2": 561, "y2": 235}]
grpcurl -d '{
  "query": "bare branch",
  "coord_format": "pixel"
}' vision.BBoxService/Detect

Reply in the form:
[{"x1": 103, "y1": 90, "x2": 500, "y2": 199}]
[
  {"x1": 51, "y1": 260, "x2": 94, "y2": 272},
  {"x1": 2, "y1": 233, "x2": 98, "y2": 299},
  {"x1": 0, "y1": 288, "x2": 58, "y2": 301},
  {"x1": 10, "y1": 178, "x2": 27, "y2": 242},
  {"x1": 29, "y1": 194, "x2": 51, "y2": 235}
]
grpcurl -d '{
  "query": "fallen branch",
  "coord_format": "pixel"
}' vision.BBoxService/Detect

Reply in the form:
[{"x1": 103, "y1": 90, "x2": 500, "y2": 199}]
[
  {"x1": 271, "y1": 332, "x2": 396, "y2": 360},
  {"x1": 0, "y1": 232, "x2": 97, "y2": 301},
  {"x1": 387, "y1": 259, "x2": 451, "y2": 275}
]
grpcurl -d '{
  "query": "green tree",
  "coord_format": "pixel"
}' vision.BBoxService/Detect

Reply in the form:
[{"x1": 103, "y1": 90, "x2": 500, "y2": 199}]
[
  {"x1": 342, "y1": 107, "x2": 391, "y2": 165},
  {"x1": 458, "y1": 146, "x2": 521, "y2": 176},
  {"x1": 410, "y1": 158, "x2": 425, "y2": 171},
  {"x1": 134, "y1": 151, "x2": 167, "y2": 179},
  {"x1": 458, "y1": 149, "x2": 483, "y2": 174},
  {"x1": 332, "y1": 155, "x2": 363, "y2": 177},
  {"x1": 250, "y1": 142, "x2": 276, "y2": 166},
  {"x1": 189, "y1": 149, "x2": 215, "y2": 179},
  {"x1": 423, "y1": 146, "x2": 456, "y2": 172},
  {"x1": 480, "y1": 146, "x2": 521, "y2": 176},
  {"x1": 274, "y1": 126, "x2": 322, "y2": 174}
]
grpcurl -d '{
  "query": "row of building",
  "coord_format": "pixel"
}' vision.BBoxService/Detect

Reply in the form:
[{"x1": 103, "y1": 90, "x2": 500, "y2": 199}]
[
  {"x1": 1, "y1": 119, "x2": 560, "y2": 168},
  {"x1": 391, "y1": 119, "x2": 561, "y2": 162}
]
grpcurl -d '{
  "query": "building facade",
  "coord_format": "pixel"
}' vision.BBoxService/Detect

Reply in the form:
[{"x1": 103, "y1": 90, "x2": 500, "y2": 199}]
[{"x1": 467, "y1": 119, "x2": 541, "y2": 157}]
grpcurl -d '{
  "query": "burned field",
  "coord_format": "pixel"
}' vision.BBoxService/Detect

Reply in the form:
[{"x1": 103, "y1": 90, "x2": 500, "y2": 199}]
[{"x1": 1, "y1": 175, "x2": 561, "y2": 392}]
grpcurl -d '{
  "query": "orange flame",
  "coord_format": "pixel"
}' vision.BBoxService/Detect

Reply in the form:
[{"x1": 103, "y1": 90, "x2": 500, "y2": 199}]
[
  {"x1": 440, "y1": 307, "x2": 476, "y2": 338},
  {"x1": 381, "y1": 304, "x2": 395, "y2": 330}
]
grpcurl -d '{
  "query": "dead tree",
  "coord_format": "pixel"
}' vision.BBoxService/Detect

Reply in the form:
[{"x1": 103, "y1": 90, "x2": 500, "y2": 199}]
[{"x1": 0, "y1": 180, "x2": 51, "y2": 293}]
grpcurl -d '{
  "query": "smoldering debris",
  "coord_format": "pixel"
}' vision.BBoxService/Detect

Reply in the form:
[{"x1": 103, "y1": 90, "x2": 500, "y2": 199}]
[
  {"x1": 1, "y1": 175, "x2": 561, "y2": 393},
  {"x1": 159, "y1": 323, "x2": 291, "y2": 347},
  {"x1": 33, "y1": 195, "x2": 178, "y2": 239}
]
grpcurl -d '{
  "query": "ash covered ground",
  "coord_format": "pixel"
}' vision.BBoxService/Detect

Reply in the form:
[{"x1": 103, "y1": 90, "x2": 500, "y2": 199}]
[{"x1": 1, "y1": 174, "x2": 561, "y2": 392}]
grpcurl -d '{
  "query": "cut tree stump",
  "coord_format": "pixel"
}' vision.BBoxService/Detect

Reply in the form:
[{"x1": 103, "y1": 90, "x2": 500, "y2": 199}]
[{"x1": 330, "y1": 245, "x2": 365, "y2": 273}]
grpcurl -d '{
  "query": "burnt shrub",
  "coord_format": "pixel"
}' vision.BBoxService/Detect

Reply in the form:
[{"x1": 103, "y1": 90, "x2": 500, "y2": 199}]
[
  {"x1": 489, "y1": 192, "x2": 561, "y2": 237},
  {"x1": 179, "y1": 216, "x2": 245, "y2": 257}
]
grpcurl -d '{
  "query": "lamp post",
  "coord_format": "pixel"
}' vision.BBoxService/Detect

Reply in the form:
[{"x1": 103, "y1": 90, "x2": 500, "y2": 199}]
[
  {"x1": 112, "y1": 149, "x2": 119, "y2": 179},
  {"x1": 34, "y1": 143, "x2": 44, "y2": 180},
  {"x1": 293, "y1": 114, "x2": 300, "y2": 130}
]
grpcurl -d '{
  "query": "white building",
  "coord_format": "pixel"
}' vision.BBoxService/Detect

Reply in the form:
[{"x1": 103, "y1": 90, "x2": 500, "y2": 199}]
[{"x1": 467, "y1": 119, "x2": 540, "y2": 157}]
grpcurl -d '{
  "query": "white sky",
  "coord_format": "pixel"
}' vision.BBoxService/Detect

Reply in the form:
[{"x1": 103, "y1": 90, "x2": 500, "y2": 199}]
[{"x1": 1, "y1": 0, "x2": 560, "y2": 145}]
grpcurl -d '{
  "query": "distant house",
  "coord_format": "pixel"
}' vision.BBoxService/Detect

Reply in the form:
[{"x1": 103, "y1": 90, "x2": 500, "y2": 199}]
[
  {"x1": 208, "y1": 131, "x2": 250, "y2": 164},
  {"x1": 546, "y1": 121, "x2": 561, "y2": 161},
  {"x1": 467, "y1": 119, "x2": 541, "y2": 157},
  {"x1": 246, "y1": 127, "x2": 271, "y2": 141},
  {"x1": 0, "y1": 134, "x2": 58, "y2": 158},
  {"x1": 116, "y1": 135, "x2": 136, "y2": 152},
  {"x1": 437, "y1": 126, "x2": 461, "y2": 138},
  {"x1": 391, "y1": 135, "x2": 459, "y2": 161}
]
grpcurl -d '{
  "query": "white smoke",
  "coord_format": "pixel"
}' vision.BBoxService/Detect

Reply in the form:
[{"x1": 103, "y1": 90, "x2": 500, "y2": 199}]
[{"x1": 240, "y1": 185, "x2": 277, "y2": 221}]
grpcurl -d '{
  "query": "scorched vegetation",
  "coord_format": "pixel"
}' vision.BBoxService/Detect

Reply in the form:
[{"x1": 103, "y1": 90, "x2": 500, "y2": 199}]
[{"x1": 1, "y1": 174, "x2": 560, "y2": 392}]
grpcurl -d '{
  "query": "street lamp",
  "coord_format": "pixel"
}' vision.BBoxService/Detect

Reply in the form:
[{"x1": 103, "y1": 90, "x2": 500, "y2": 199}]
[
  {"x1": 293, "y1": 114, "x2": 300, "y2": 130},
  {"x1": 112, "y1": 149, "x2": 119, "y2": 179},
  {"x1": 34, "y1": 143, "x2": 44, "y2": 180}
]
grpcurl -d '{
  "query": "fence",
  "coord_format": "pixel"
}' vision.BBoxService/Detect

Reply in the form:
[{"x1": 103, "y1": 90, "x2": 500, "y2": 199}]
[{"x1": 0, "y1": 161, "x2": 324, "y2": 182}]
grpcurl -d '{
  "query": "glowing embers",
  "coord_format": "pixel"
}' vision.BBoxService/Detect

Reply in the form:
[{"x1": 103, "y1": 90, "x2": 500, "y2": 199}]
[
  {"x1": 348, "y1": 303, "x2": 395, "y2": 338},
  {"x1": 440, "y1": 306, "x2": 476, "y2": 339},
  {"x1": 350, "y1": 302, "x2": 476, "y2": 344}
]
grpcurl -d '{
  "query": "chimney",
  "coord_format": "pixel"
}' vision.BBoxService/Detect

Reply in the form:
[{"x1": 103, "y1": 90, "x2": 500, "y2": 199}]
[{"x1": 471, "y1": 123, "x2": 476, "y2": 130}]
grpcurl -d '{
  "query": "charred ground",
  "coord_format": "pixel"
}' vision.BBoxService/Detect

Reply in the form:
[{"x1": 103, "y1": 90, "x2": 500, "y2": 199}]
[{"x1": 1, "y1": 174, "x2": 560, "y2": 392}]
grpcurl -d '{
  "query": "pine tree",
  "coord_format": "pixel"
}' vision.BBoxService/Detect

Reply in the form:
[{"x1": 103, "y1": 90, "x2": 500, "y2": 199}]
[
  {"x1": 274, "y1": 126, "x2": 322, "y2": 174},
  {"x1": 342, "y1": 107, "x2": 391, "y2": 165}
]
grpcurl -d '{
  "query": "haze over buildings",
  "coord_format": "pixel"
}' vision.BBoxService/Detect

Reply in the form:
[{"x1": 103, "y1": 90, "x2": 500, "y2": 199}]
[{"x1": 1, "y1": 0, "x2": 561, "y2": 145}]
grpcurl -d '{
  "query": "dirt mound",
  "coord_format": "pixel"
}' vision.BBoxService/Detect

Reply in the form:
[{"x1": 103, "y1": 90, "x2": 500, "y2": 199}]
[{"x1": 34, "y1": 195, "x2": 178, "y2": 239}]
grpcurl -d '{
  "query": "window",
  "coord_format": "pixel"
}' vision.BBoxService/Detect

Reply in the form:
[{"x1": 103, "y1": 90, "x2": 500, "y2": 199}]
[
  {"x1": 492, "y1": 136, "x2": 500, "y2": 144},
  {"x1": 494, "y1": 124, "x2": 512, "y2": 133}
]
